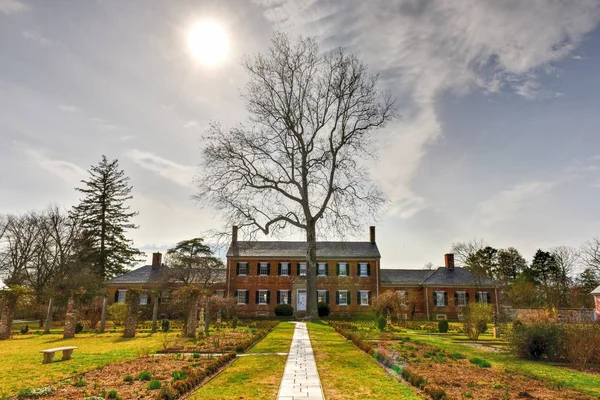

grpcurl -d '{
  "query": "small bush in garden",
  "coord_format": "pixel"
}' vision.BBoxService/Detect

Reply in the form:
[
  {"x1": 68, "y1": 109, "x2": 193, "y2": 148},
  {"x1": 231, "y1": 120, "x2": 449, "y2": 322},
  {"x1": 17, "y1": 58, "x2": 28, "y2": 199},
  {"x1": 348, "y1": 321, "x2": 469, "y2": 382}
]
[
  {"x1": 106, "y1": 389, "x2": 120, "y2": 399},
  {"x1": 192, "y1": 352, "x2": 200, "y2": 359},
  {"x1": 508, "y1": 321, "x2": 564, "y2": 361},
  {"x1": 377, "y1": 316, "x2": 387, "y2": 331},
  {"x1": 83, "y1": 397, "x2": 104, "y2": 400},
  {"x1": 425, "y1": 385, "x2": 447, "y2": 400},
  {"x1": 108, "y1": 303, "x2": 128, "y2": 327},
  {"x1": 274, "y1": 304, "x2": 294, "y2": 317},
  {"x1": 161, "y1": 319, "x2": 170, "y2": 332},
  {"x1": 462, "y1": 391, "x2": 474, "y2": 398},
  {"x1": 493, "y1": 382, "x2": 503, "y2": 389},
  {"x1": 17, "y1": 387, "x2": 53, "y2": 398},
  {"x1": 73, "y1": 376, "x2": 86, "y2": 387},
  {"x1": 476, "y1": 320, "x2": 488, "y2": 334},
  {"x1": 172, "y1": 370, "x2": 188, "y2": 381},
  {"x1": 137, "y1": 371, "x2": 152, "y2": 381},
  {"x1": 20, "y1": 324, "x2": 29, "y2": 334},
  {"x1": 450, "y1": 352, "x2": 466, "y2": 360},
  {"x1": 438, "y1": 320, "x2": 449, "y2": 333},
  {"x1": 401, "y1": 368, "x2": 428, "y2": 389},
  {"x1": 148, "y1": 380, "x2": 161, "y2": 390},
  {"x1": 562, "y1": 323, "x2": 600, "y2": 369},
  {"x1": 317, "y1": 302, "x2": 330, "y2": 317},
  {"x1": 75, "y1": 322, "x2": 84, "y2": 334},
  {"x1": 158, "y1": 385, "x2": 178, "y2": 400},
  {"x1": 469, "y1": 357, "x2": 491, "y2": 368},
  {"x1": 123, "y1": 374, "x2": 133, "y2": 383},
  {"x1": 462, "y1": 304, "x2": 492, "y2": 340}
]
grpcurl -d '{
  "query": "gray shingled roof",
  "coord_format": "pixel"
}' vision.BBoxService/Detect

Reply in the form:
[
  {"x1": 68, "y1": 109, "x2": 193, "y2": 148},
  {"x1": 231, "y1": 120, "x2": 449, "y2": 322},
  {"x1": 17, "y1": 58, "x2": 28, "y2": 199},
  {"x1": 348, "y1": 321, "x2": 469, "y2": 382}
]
[
  {"x1": 106, "y1": 265, "x2": 169, "y2": 285},
  {"x1": 380, "y1": 269, "x2": 434, "y2": 285},
  {"x1": 592, "y1": 285, "x2": 600, "y2": 295},
  {"x1": 227, "y1": 241, "x2": 381, "y2": 259}
]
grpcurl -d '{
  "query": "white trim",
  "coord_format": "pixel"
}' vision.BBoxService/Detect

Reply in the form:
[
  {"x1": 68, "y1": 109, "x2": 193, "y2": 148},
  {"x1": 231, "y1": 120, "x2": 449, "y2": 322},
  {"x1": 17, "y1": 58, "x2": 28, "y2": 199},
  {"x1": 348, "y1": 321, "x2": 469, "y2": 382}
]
[
  {"x1": 279, "y1": 289, "x2": 290, "y2": 305},
  {"x1": 257, "y1": 289, "x2": 269, "y2": 305},
  {"x1": 117, "y1": 289, "x2": 128, "y2": 303},
  {"x1": 259, "y1": 262, "x2": 269, "y2": 276},
  {"x1": 338, "y1": 290, "x2": 349, "y2": 306},
  {"x1": 338, "y1": 262, "x2": 348, "y2": 277},
  {"x1": 358, "y1": 262, "x2": 368, "y2": 277},
  {"x1": 317, "y1": 262, "x2": 327, "y2": 276},
  {"x1": 425, "y1": 287, "x2": 430, "y2": 319},
  {"x1": 280, "y1": 262, "x2": 290, "y2": 276},
  {"x1": 238, "y1": 262, "x2": 248, "y2": 276},
  {"x1": 436, "y1": 314, "x2": 447, "y2": 320},
  {"x1": 359, "y1": 290, "x2": 369, "y2": 306},
  {"x1": 317, "y1": 290, "x2": 327, "y2": 303},
  {"x1": 376, "y1": 260, "x2": 379, "y2": 296},
  {"x1": 139, "y1": 292, "x2": 148, "y2": 305},
  {"x1": 299, "y1": 262, "x2": 307, "y2": 276},
  {"x1": 455, "y1": 290, "x2": 467, "y2": 307},
  {"x1": 237, "y1": 289, "x2": 248, "y2": 305}
]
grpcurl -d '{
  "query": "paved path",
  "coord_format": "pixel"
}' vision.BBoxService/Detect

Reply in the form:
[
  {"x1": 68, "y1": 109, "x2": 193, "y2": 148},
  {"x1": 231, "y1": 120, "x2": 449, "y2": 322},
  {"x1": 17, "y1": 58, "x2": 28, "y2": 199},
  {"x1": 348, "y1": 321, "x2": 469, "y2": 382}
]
[{"x1": 277, "y1": 322, "x2": 325, "y2": 400}]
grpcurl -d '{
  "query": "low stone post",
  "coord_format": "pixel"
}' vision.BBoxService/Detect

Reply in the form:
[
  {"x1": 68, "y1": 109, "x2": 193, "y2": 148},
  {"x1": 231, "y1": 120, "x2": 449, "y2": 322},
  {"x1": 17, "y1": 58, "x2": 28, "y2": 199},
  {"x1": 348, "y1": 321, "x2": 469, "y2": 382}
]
[
  {"x1": 44, "y1": 297, "x2": 53, "y2": 334},
  {"x1": 123, "y1": 290, "x2": 140, "y2": 338},
  {"x1": 99, "y1": 296, "x2": 107, "y2": 333},
  {"x1": 63, "y1": 295, "x2": 78, "y2": 339}
]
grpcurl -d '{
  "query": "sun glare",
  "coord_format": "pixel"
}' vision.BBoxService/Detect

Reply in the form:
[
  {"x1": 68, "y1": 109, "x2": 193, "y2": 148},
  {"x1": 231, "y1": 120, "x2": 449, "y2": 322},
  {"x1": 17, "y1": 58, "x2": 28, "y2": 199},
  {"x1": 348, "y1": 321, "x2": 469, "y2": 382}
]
[{"x1": 187, "y1": 20, "x2": 229, "y2": 67}]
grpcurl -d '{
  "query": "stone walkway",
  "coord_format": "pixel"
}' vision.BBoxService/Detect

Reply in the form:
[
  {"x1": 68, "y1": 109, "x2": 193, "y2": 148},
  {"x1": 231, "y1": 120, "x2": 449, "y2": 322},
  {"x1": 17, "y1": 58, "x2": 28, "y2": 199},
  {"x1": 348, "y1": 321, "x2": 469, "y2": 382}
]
[{"x1": 277, "y1": 322, "x2": 324, "y2": 400}]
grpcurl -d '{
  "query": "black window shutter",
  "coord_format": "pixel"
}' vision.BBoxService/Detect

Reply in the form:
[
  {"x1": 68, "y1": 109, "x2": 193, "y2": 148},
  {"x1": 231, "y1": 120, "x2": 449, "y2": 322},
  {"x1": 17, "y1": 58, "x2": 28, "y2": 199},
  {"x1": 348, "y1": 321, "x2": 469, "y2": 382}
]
[
  {"x1": 336, "y1": 263, "x2": 340, "y2": 276},
  {"x1": 367, "y1": 263, "x2": 371, "y2": 276},
  {"x1": 236, "y1": 263, "x2": 240, "y2": 275},
  {"x1": 454, "y1": 291, "x2": 458, "y2": 305},
  {"x1": 325, "y1": 263, "x2": 329, "y2": 276},
  {"x1": 465, "y1": 292, "x2": 470, "y2": 303},
  {"x1": 245, "y1": 291, "x2": 249, "y2": 304},
  {"x1": 255, "y1": 291, "x2": 259, "y2": 304},
  {"x1": 476, "y1": 292, "x2": 480, "y2": 303},
  {"x1": 277, "y1": 291, "x2": 281, "y2": 304},
  {"x1": 297, "y1": 263, "x2": 300, "y2": 275},
  {"x1": 147, "y1": 295, "x2": 151, "y2": 304},
  {"x1": 487, "y1": 292, "x2": 491, "y2": 304},
  {"x1": 325, "y1": 291, "x2": 329, "y2": 304},
  {"x1": 267, "y1": 262, "x2": 271, "y2": 275},
  {"x1": 444, "y1": 292, "x2": 448, "y2": 306},
  {"x1": 335, "y1": 291, "x2": 340, "y2": 305},
  {"x1": 288, "y1": 290, "x2": 292, "y2": 304},
  {"x1": 266, "y1": 291, "x2": 271, "y2": 304},
  {"x1": 114, "y1": 291, "x2": 119, "y2": 303},
  {"x1": 235, "y1": 290, "x2": 239, "y2": 301},
  {"x1": 278, "y1": 263, "x2": 282, "y2": 275}
]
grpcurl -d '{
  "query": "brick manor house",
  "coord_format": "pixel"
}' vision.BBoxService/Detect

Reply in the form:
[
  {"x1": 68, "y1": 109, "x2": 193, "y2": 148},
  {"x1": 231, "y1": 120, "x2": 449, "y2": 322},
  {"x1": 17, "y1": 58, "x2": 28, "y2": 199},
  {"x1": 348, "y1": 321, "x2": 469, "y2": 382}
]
[{"x1": 107, "y1": 226, "x2": 499, "y2": 321}]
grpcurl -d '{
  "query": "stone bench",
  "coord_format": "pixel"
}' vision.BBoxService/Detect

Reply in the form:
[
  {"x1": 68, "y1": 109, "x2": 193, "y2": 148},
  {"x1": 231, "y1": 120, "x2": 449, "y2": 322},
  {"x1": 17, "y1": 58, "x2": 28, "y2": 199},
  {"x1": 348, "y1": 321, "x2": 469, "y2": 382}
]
[{"x1": 40, "y1": 346, "x2": 77, "y2": 364}]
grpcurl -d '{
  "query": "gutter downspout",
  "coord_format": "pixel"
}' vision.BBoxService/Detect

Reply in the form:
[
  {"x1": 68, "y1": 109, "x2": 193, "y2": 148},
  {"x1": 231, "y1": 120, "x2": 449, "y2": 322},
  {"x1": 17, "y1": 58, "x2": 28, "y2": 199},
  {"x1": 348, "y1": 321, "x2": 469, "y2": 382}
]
[
  {"x1": 425, "y1": 287, "x2": 430, "y2": 320},
  {"x1": 494, "y1": 287, "x2": 499, "y2": 315},
  {"x1": 226, "y1": 258, "x2": 231, "y2": 299},
  {"x1": 376, "y1": 259, "x2": 379, "y2": 297}
]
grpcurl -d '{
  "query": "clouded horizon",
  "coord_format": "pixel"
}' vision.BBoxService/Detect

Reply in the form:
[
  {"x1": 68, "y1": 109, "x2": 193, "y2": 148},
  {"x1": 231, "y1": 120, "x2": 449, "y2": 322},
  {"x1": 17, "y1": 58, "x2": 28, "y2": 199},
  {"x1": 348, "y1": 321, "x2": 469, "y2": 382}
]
[{"x1": 1, "y1": 0, "x2": 600, "y2": 270}]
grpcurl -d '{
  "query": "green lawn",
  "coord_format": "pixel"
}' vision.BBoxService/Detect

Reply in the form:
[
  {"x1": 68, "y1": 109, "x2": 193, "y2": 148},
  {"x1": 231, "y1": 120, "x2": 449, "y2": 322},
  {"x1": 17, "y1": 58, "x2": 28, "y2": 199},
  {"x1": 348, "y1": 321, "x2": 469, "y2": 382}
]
[
  {"x1": 308, "y1": 322, "x2": 422, "y2": 400},
  {"x1": 0, "y1": 332, "x2": 168, "y2": 397},
  {"x1": 410, "y1": 331, "x2": 600, "y2": 397},
  {"x1": 191, "y1": 322, "x2": 294, "y2": 399}
]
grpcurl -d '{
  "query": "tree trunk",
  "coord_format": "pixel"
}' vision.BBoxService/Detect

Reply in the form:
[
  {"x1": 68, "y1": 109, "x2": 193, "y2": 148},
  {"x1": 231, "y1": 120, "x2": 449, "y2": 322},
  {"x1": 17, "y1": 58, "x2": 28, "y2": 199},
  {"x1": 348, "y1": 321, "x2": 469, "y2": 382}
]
[
  {"x1": 204, "y1": 296, "x2": 210, "y2": 336},
  {"x1": 0, "y1": 295, "x2": 18, "y2": 340},
  {"x1": 99, "y1": 296, "x2": 107, "y2": 333},
  {"x1": 151, "y1": 294, "x2": 159, "y2": 333},
  {"x1": 306, "y1": 220, "x2": 318, "y2": 320},
  {"x1": 63, "y1": 295, "x2": 78, "y2": 339},
  {"x1": 44, "y1": 297, "x2": 53, "y2": 334},
  {"x1": 123, "y1": 291, "x2": 140, "y2": 338},
  {"x1": 184, "y1": 292, "x2": 200, "y2": 338}
]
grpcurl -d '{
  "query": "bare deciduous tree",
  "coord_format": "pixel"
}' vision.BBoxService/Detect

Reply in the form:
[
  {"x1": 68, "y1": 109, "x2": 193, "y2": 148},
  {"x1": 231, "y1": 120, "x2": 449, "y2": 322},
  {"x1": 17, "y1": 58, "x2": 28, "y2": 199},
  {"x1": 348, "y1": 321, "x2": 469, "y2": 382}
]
[
  {"x1": 450, "y1": 239, "x2": 487, "y2": 267},
  {"x1": 581, "y1": 238, "x2": 600, "y2": 274},
  {"x1": 195, "y1": 33, "x2": 396, "y2": 319}
]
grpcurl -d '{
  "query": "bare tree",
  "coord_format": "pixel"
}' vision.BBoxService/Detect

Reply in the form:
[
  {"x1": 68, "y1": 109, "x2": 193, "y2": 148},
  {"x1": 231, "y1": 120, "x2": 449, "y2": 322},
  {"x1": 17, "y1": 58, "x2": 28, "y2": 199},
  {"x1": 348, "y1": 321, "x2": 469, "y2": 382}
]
[
  {"x1": 195, "y1": 33, "x2": 396, "y2": 319},
  {"x1": 450, "y1": 239, "x2": 487, "y2": 267},
  {"x1": 581, "y1": 238, "x2": 600, "y2": 275}
]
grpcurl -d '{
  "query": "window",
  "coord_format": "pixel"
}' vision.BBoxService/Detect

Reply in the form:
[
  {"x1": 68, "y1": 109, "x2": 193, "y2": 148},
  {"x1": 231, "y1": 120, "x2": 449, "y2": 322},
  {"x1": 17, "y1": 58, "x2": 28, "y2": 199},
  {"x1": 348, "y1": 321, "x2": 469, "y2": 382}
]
[
  {"x1": 436, "y1": 314, "x2": 447, "y2": 320},
  {"x1": 237, "y1": 290, "x2": 248, "y2": 305},
  {"x1": 359, "y1": 263, "x2": 369, "y2": 276},
  {"x1": 299, "y1": 262, "x2": 307, "y2": 276},
  {"x1": 279, "y1": 290, "x2": 290, "y2": 305},
  {"x1": 238, "y1": 262, "x2": 248, "y2": 276},
  {"x1": 117, "y1": 290, "x2": 127, "y2": 303},
  {"x1": 258, "y1": 290, "x2": 269, "y2": 305},
  {"x1": 338, "y1": 262, "x2": 348, "y2": 276},
  {"x1": 317, "y1": 262, "x2": 327, "y2": 276},
  {"x1": 139, "y1": 293, "x2": 148, "y2": 305},
  {"x1": 338, "y1": 290, "x2": 348, "y2": 305},
  {"x1": 317, "y1": 290, "x2": 328, "y2": 303},
  {"x1": 396, "y1": 290, "x2": 407, "y2": 305},
  {"x1": 215, "y1": 290, "x2": 225, "y2": 298},
  {"x1": 435, "y1": 291, "x2": 447, "y2": 307},
  {"x1": 259, "y1": 262, "x2": 269, "y2": 276},
  {"x1": 477, "y1": 291, "x2": 489, "y2": 304},
  {"x1": 280, "y1": 262, "x2": 289, "y2": 276},
  {"x1": 359, "y1": 290, "x2": 370, "y2": 306},
  {"x1": 455, "y1": 291, "x2": 467, "y2": 307},
  {"x1": 160, "y1": 290, "x2": 169, "y2": 304}
]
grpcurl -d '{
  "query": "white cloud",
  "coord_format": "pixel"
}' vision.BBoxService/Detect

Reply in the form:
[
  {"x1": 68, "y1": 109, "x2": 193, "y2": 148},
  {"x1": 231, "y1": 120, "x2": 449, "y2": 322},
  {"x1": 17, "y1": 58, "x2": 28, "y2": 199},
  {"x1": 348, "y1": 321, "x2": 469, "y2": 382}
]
[
  {"x1": 59, "y1": 104, "x2": 81, "y2": 113},
  {"x1": 22, "y1": 30, "x2": 54, "y2": 46},
  {"x1": 0, "y1": 0, "x2": 30, "y2": 14},
  {"x1": 183, "y1": 120, "x2": 198, "y2": 128},
  {"x1": 89, "y1": 117, "x2": 123, "y2": 131},
  {"x1": 26, "y1": 149, "x2": 86, "y2": 183},
  {"x1": 127, "y1": 149, "x2": 196, "y2": 187}
]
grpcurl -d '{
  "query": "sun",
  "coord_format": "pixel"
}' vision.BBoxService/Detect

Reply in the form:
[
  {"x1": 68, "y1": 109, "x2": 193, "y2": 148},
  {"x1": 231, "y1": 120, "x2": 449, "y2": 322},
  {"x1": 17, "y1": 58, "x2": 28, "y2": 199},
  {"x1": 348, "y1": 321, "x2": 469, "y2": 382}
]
[{"x1": 187, "y1": 20, "x2": 229, "y2": 67}]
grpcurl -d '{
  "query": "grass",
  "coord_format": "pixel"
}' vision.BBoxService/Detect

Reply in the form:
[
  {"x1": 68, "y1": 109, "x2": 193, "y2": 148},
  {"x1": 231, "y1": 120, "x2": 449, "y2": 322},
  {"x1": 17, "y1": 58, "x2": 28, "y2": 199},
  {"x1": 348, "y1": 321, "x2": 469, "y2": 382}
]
[
  {"x1": 0, "y1": 332, "x2": 168, "y2": 397},
  {"x1": 190, "y1": 322, "x2": 294, "y2": 400},
  {"x1": 308, "y1": 322, "x2": 421, "y2": 400},
  {"x1": 411, "y1": 330, "x2": 600, "y2": 397}
]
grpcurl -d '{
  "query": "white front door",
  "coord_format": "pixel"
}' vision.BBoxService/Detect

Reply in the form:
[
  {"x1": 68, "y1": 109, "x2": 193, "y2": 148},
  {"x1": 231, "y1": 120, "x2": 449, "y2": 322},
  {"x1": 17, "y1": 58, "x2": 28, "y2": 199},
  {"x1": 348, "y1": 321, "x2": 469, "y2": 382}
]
[{"x1": 297, "y1": 290, "x2": 307, "y2": 311}]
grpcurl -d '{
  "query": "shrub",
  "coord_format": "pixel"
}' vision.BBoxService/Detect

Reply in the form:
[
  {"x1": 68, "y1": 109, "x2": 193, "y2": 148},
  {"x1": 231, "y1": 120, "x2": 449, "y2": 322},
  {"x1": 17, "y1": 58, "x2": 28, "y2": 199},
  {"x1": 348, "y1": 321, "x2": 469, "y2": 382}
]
[
  {"x1": 401, "y1": 368, "x2": 428, "y2": 389},
  {"x1": 148, "y1": 380, "x2": 161, "y2": 390},
  {"x1": 106, "y1": 389, "x2": 120, "y2": 399},
  {"x1": 317, "y1": 302, "x2": 330, "y2": 317},
  {"x1": 438, "y1": 320, "x2": 449, "y2": 333},
  {"x1": 17, "y1": 387, "x2": 53, "y2": 398},
  {"x1": 377, "y1": 316, "x2": 387, "y2": 331},
  {"x1": 137, "y1": 371, "x2": 152, "y2": 381},
  {"x1": 469, "y1": 357, "x2": 491, "y2": 368},
  {"x1": 161, "y1": 319, "x2": 170, "y2": 333},
  {"x1": 123, "y1": 375, "x2": 133, "y2": 383},
  {"x1": 83, "y1": 397, "x2": 104, "y2": 400},
  {"x1": 476, "y1": 320, "x2": 488, "y2": 334},
  {"x1": 509, "y1": 321, "x2": 564, "y2": 361},
  {"x1": 108, "y1": 303, "x2": 128, "y2": 327},
  {"x1": 158, "y1": 385, "x2": 178, "y2": 400},
  {"x1": 562, "y1": 323, "x2": 600, "y2": 368},
  {"x1": 73, "y1": 377, "x2": 86, "y2": 387},
  {"x1": 75, "y1": 322, "x2": 84, "y2": 334},
  {"x1": 425, "y1": 385, "x2": 448, "y2": 400},
  {"x1": 462, "y1": 304, "x2": 492, "y2": 340},
  {"x1": 274, "y1": 304, "x2": 294, "y2": 317},
  {"x1": 450, "y1": 352, "x2": 466, "y2": 360},
  {"x1": 172, "y1": 370, "x2": 188, "y2": 381},
  {"x1": 192, "y1": 352, "x2": 200, "y2": 359}
]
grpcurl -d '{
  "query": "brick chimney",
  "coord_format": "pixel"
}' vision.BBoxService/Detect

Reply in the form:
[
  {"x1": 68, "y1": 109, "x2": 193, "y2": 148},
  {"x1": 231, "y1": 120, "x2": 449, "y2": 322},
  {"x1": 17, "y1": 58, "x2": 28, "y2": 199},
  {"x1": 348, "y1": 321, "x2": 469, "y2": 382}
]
[
  {"x1": 444, "y1": 253, "x2": 455, "y2": 269},
  {"x1": 232, "y1": 225, "x2": 238, "y2": 243},
  {"x1": 152, "y1": 252, "x2": 162, "y2": 267},
  {"x1": 370, "y1": 226, "x2": 376, "y2": 244}
]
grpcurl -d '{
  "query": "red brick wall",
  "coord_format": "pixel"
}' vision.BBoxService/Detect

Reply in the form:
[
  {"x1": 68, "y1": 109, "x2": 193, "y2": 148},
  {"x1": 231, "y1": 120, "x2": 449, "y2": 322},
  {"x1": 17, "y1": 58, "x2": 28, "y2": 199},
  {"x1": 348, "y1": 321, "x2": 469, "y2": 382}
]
[
  {"x1": 595, "y1": 295, "x2": 600, "y2": 316},
  {"x1": 228, "y1": 258, "x2": 380, "y2": 316}
]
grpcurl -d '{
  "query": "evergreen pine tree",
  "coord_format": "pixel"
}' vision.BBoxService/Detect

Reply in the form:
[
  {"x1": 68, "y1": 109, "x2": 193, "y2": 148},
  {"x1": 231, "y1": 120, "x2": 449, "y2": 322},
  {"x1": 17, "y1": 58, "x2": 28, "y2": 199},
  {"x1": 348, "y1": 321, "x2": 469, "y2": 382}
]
[{"x1": 71, "y1": 155, "x2": 142, "y2": 279}]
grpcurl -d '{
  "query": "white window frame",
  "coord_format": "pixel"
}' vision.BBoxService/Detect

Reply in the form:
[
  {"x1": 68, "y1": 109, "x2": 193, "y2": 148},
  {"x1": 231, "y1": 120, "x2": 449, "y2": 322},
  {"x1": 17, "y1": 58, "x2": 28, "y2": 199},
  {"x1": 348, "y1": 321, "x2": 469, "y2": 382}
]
[
  {"x1": 359, "y1": 263, "x2": 368, "y2": 277},
  {"x1": 396, "y1": 290, "x2": 407, "y2": 305},
  {"x1": 317, "y1": 290, "x2": 327, "y2": 303},
  {"x1": 359, "y1": 290, "x2": 369, "y2": 306},
  {"x1": 435, "y1": 291, "x2": 446, "y2": 307},
  {"x1": 258, "y1": 290, "x2": 268, "y2": 305},
  {"x1": 299, "y1": 262, "x2": 307, "y2": 276},
  {"x1": 339, "y1": 262, "x2": 348, "y2": 277},
  {"x1": 436, "y1": 314, "x2": 447, "y2": 320},
  {"x1": 478, "y1": 291, "x2": 489, "y2": 304},
  {"x1": 117, "y1": 290, "x2": 127, "y2": 304},
  {"x1": 139, "y1": 293, "x2": 148, "y2": 305},
  {"x1": 456, "y1": 291, "x2": 467, "y2": 307},
  {"x1": 279, "y1": 290, "x2": 289, "y2": 305},
  {"x1": 237, "y1": 289, "x2": 247, "y2": 305},
  {"x1": 317, "y1": 262, "x2": 327, "y2": 276},
  {"x1": 238, "y1": 262, "x2": 248, "y2": 276},
  {"x1": 338, "y1": 290, "x2": 348, "y2": 306},
  {"x1": 259, "y1": 262, "x2": 268, "y2": 276},
  {"x1": 280, "y1": 262, "x2": 289, "y2": 276}
]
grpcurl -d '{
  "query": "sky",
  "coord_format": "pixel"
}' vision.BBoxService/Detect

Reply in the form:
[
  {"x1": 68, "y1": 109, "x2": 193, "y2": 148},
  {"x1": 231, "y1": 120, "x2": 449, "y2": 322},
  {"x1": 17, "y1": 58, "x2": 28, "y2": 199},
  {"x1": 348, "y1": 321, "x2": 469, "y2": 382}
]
[{"x1": 1, "y1": 0, "x2": 600, "y2": 270}]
